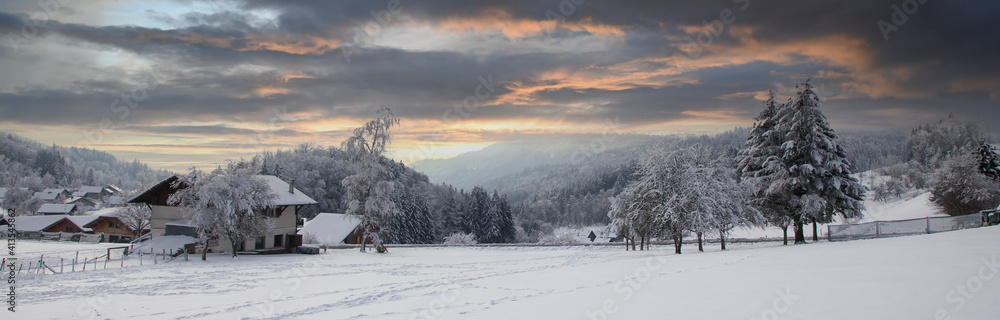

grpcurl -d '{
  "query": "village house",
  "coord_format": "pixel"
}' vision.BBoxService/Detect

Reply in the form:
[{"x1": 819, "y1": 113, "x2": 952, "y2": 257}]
[
  {"x1": 34, "y1": 188, "x2": 71, "y2": 203},
  {"x1": 128, "y1": 175, "x2": 316, "y2": 253},
  {"x1": 37, "y1": 203, "x2": 79, "y2": 215},
  {"x1": 74, "y1": 185, "x2": 112, "y2": 199},
  {"x1": 64, "y1": 196, "x2": 100, "y2": 211},
  {"x1": 15, "y1": 209, "x2": 142, "y2": 242}
]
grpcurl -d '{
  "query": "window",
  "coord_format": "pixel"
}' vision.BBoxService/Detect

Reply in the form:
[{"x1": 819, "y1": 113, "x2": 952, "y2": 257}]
[
  {"x1": 255, "y1": 236, "x2": 265, "y2": 250},
  {"x1": 274, "y1": 234, "x2": 283, "y2": 247}
]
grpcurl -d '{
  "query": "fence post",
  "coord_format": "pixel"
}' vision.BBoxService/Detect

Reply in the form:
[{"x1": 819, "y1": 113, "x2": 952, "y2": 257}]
[
  {"x1": 153, "y1": 248, "x2": 157, "y2": 265},
  {"x1": 61, "y1": 258, "x2": 64, "y2": 273},
  {"x1": 875, "y1": 221, "x2": 881, "y2": 238},
  {"x1": 926, "y1": 216, "x2": 931, "y2": 234},
  {"x1": 82, "y1": 259, "x2": 86, "y2": 271}
]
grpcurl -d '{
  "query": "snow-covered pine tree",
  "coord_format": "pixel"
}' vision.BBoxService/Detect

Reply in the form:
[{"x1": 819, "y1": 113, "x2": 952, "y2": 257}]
[
  {"x1": 736, "y1": 91, "x2": 796, "y2": 244},
  {"x1": 341, "y1": 107, "x2": 402, "y2": 252},
  {"x1": 976, "y1": 141, "x2": 1000, "y2": 180},
  {"x1": 773, "y1": 79, "x2": 865, "y2": 243},
  {"x1": 169, "y1": 162, "x2": 277, "y2": 259}
]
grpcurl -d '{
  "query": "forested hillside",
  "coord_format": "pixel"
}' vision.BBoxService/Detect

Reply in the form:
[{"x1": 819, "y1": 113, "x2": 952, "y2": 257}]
[{"x1": 0, "y1": 132, "x2": 172, "y2": 191}]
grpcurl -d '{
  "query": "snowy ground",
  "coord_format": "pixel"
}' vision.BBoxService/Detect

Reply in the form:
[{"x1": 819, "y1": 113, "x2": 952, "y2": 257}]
[{"x1": 15, "y1": 226, "x2": 1000, "y2": 319}]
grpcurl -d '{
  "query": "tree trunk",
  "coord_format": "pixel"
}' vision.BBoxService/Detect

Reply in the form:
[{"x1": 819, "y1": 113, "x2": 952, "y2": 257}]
[
  {"x1": 720, "y1": 231, "x2": 727, "y2": 251},
  {"x1": 230, "y1": 236, "x2": 240, "y2": 258},
  {"x1": 631, "y1": 237, "x2": 636, "y2": 251},
  {"x1": 360, "y1": 229, "x2": 368, "y2": 252},
  {"x1": 201, "y1": 240, "x2": 208, "y2": 261},
  {"x1": 639, "y1": 236, "x2": 645, "y2": 251},
  {"x1": 697, "y1": 232, "x2": 704, "y2": 252},
  {"x1": 625, "y1": 237, "x2": 630, "y2": 251},
  {"x1": 673, "y1": 235, "x2": 682, "y2": 254},
  {"x1": 782, "y1": 226, "x2": 788, "y2": 246},
  {"x1": 812, "y1": 221, "x2": 819, "y2": 241},
  {"x1": 793, "y1": 216, "x2": 806, "y2": 244}
]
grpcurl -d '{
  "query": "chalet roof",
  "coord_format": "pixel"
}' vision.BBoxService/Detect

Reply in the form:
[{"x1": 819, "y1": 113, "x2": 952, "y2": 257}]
[
  {"x1": 64, "y1": 196, "x2": 99, "y2": 205},
  {"x1": 298, "y1": 213, "x2": 361, "y2": 245},
  {"x1": 43, "y1": 188, "x2": 69, "y2": 195},
  {"x1": 16, "y1": 215, "x2": 67, "y2": 232},
  {"x1": 78, "y1": 186, "x2": 105, "y2": 194},
  {"x1": 66, "y1": 215, "x2": 100, "y2": 232},
  {"x1": 258, "y1": 175, "x2": 318, "y2": 206},
  {"x1": 37, "y1": 203, "x2": 76, "y2": 214},
  {"x1": 129, "y1": 175, "x2": 317, "y2": 206},
  {"x1": 35, "y1": 191, "x2": 63, "y2": 201},
  {"x1": 71, "y1": 191, "x2": 87, "y2": 197},
  {"x1": 105, "y1": 185, "x2": 123, "y2": 194}
]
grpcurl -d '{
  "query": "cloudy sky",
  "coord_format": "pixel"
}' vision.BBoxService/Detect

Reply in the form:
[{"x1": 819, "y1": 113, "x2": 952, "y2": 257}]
[{"x1": 1, "y1": 0, "x2": 997, "y2": 172}]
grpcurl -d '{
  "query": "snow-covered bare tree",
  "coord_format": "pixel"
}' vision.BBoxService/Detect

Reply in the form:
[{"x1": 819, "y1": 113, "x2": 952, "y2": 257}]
[
  {"x1": 930, "y1": 151, "x2": 1000, "y2": 216},
  {"x1": 341, "y1": 107, "x2": 401, "y2": 252},
  {"x1": 117, "y1": 203, "x2": 151, "y2": 239},
  {"x1": 169, "y1": 162, "x2": 277, "y2": 260}
]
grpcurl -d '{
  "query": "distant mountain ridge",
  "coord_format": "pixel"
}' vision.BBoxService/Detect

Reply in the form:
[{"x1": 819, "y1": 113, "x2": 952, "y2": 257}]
[{"x1": 409, "y1": 133, "x2": 655, "y2": 190}]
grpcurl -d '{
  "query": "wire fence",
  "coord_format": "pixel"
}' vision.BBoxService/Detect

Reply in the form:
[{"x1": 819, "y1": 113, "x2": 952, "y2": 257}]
[
  {"x1": 828, "y1": 212, "x2": 986, "y2": 241},
  {"x1": 4, "y1": 243, "x2": 192, "y2": 278}
]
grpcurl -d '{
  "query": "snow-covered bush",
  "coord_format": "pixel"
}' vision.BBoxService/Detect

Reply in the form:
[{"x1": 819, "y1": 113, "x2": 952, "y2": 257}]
[
  {"x1": 302, "y1": 232, "x2": 320, "y2": 245},
  {"x1": 930, "y1": 152, "x2": 1000, "y2": 216},
  {"x1": 538, "y1": 227, "x2": 579, "y2": 245},
  {"x1": 443, "y1": 232, "x2": 477, "y2": 245}
]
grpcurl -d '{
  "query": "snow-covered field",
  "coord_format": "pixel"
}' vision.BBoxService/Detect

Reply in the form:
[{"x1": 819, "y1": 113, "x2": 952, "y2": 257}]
[{"x1": 16, "y1": 226, "x2": 1000, "y2": 319}]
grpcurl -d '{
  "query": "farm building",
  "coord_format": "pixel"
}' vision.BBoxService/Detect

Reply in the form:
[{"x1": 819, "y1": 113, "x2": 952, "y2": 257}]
[{"x1": 298, "y1": 213, "x2": 363, "y2": 245}]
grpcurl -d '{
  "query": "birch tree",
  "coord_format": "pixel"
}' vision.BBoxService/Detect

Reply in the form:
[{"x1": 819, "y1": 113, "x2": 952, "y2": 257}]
[{"x1": 342, "y1": 107, "x2": 401, "y2": 252}]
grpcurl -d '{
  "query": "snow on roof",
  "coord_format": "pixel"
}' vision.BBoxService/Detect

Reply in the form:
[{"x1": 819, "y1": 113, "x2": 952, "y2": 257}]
[
  {"x1": 166, "y1": 219, "x2": 195, "y2": 227},
  {"x1": 298, "y1": 213, "x2": 361, "y2": 245},
  {"x1": 66, "y1": 215, "x2": 100, "y2": 231},
  {"x1": 65, "y1": 196, "x2": 98, "y2": 205},
  {"x1": 15, "y1": 215, "x2": 68, "y2": 232},
  {"x1": 78, "y1": 186, "x2": 105, "y2": 193},
  {"x1": 38, "y1": 203, "x2": 76, "y2": 214},
  {"x1": 43, "y1": 188, "x2": 68, "y2": 194},
  {"x1": 106, "y1": 196, "x2": 125, "y2": 205},
  {"x1": 72, "y1": 191, "x2": 87, "y2": 197},
  {"x1": 85, "y1": 207, "x2": 124, "y2": 217},
  {"x1": 105, "y1": 185, "x2": 123, "y2": 193},
  {"x1": 258, "y1": 175, "x2": 318, "y2": 206},
  {"x1": 35, "y1": 192, "x2": 60, "y2": 200}
]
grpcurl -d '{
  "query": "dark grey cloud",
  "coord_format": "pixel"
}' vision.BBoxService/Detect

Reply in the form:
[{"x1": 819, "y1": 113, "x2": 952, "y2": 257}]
[{"x1": 0, "y1": 0, "x2": 998, "y2": 150}]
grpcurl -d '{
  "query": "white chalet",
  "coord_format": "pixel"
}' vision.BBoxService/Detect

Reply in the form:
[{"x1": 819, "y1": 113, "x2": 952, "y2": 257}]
[{"x1": 128, "y1": 175, "x2": 316, "y2": 253}]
